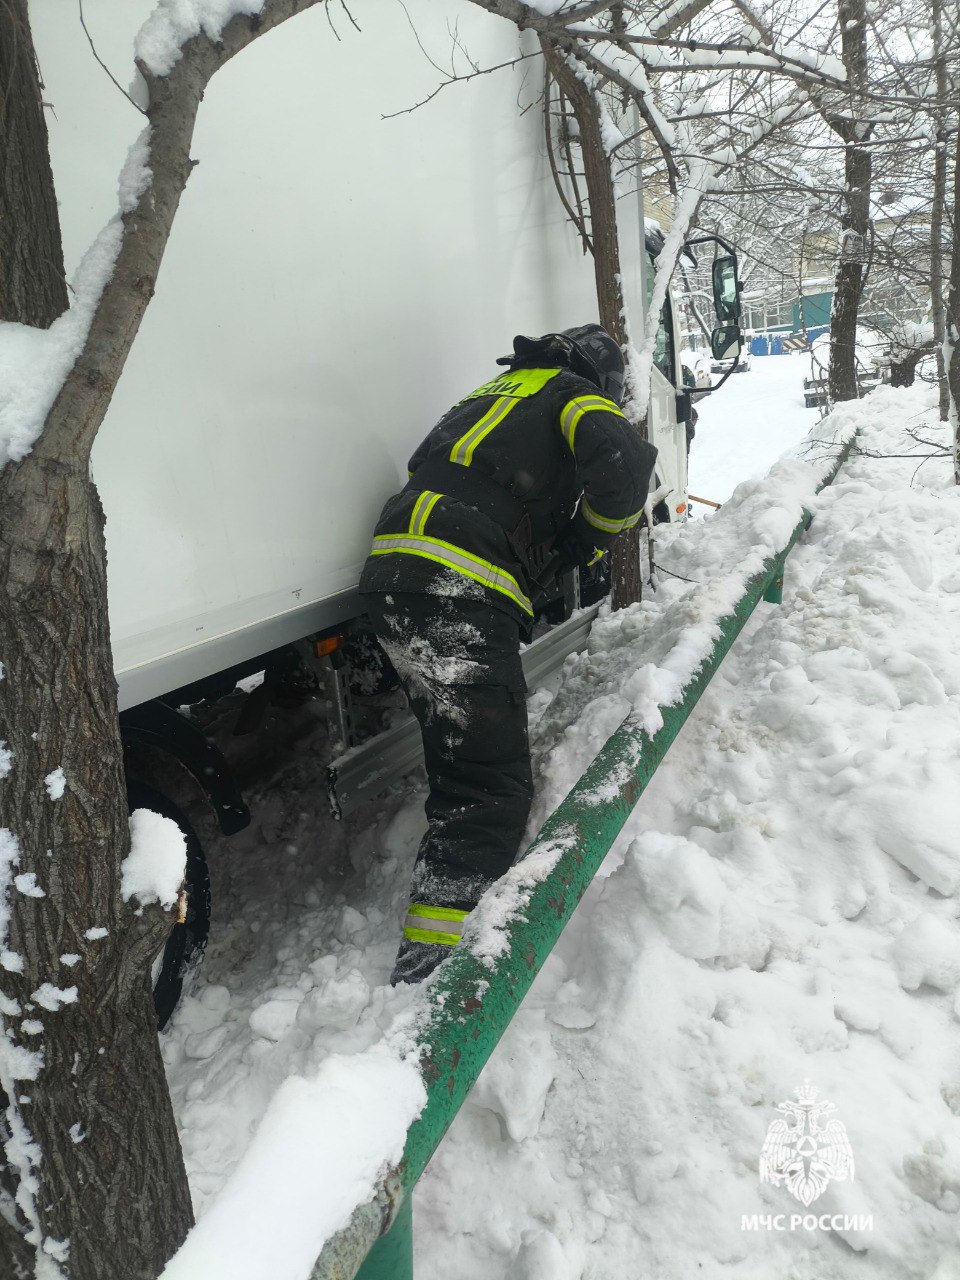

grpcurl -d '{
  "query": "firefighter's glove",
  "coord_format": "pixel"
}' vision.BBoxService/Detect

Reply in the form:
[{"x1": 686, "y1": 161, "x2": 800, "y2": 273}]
[{"x1": 553, "y1": 525, "x2": 604, "y2": 576}]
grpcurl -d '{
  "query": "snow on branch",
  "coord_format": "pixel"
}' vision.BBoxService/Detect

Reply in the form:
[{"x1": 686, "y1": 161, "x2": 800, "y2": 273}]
[
  {"x1": 571, "y1": 33, "x2": 848, "y2": 91},
  {"x1": 647, "y1": 0, "x2": 718, "y2": 38},
  {"x1": 483, "y1": 2, "x2": 843, "y2": 431},
  {"x1": 628, "y1": 149, "x2": 718, "y2": 421},
  {"x1": 626, "y1": 86, "x2": 804, "y2": 421},
  {"x1": 136, "y1": 0, "x2": 268, "y2": 77}
]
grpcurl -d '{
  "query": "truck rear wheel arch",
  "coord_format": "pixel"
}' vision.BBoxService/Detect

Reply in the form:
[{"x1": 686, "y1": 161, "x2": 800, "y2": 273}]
[{"x1": 120, "y1": 700, "x2": 250, "y2": 836}]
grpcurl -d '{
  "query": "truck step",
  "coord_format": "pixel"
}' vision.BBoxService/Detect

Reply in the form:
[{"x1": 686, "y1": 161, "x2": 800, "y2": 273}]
[{"x1": 327, "y1": 603, "x2": 601, "y2": 819}]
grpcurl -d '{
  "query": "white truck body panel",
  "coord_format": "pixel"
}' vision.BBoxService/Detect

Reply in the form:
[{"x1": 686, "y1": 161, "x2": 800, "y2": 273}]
[
  {"x1": 33, "y1": 1, "x2": 684, "y2": 711},
  {"x1": 650, "y1": 363, "x2": 687, "y2": 518}
]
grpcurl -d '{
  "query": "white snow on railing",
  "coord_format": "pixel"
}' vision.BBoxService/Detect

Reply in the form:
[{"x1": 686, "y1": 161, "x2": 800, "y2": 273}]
[{"x1": 159, "y1": 1044, "x2": 425, "y2": 1280}]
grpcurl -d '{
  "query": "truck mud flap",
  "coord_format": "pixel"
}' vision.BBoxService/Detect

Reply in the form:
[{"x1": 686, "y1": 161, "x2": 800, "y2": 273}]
[{"x1": 327, "y1": 603, "x2": 601, "y2": 820}]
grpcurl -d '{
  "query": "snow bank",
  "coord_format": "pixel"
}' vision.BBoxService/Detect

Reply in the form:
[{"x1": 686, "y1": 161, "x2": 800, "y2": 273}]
[
  {"x1": 160, "y1": 1045, "x2": 424, "y2": 1280},
  {"x1": 523, "y1": 402, "x2": 858, "y2": 828},
  {"x1": 689, "y1": 350, "x2": 818, "y2": 505}
]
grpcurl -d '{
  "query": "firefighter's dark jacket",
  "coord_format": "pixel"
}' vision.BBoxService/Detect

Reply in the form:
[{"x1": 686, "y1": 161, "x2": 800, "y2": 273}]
[{"x1": 359, "y1": 364, "x2": 658, "y2": 624}]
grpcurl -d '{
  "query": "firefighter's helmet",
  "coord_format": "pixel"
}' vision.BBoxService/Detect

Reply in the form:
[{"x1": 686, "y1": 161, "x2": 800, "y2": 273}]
[{"x1": 498, "y1": 324, "x2": 626, "y2": 405}]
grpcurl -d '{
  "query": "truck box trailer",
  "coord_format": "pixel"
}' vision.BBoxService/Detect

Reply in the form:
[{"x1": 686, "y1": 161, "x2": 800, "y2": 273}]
[{"x1": 32, "y1": 0, "x2": 740, "y2": 1020}]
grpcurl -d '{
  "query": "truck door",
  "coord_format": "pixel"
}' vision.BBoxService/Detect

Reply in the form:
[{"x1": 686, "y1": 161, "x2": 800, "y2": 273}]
[{"x1": 646, "y1": 267, "x2": 688, "y2": 521}]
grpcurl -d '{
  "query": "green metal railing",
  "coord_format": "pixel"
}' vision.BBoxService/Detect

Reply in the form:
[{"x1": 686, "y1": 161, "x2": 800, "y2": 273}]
[{"x1": 311, "y1": 438, "x2": 855, "y2": 1280}]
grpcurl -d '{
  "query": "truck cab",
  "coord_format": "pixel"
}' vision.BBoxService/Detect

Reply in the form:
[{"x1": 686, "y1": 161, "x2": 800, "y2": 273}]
[{"x1": 643, "y1": 228, "x2": 745, "y2": 523}]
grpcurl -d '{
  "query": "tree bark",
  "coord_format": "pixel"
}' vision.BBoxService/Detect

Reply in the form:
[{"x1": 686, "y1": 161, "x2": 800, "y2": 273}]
[
  {"x1": 0, "y1": 0, "x2": 68, "y2": 326},
  {"x1": 930, "y1": 0, "x2": 950, "y2": 421},
  {"x1": 0, "y1": 3, "x2": 325, "y2": 1275},
  {"x1": 827, "y1": 0, "x2": 871, "y2": 405},
  {"x1": 0, "y1": 458, "x2": 192, "y2": 1280},
  {"x1": 543, "y1": 46, "x2": 645, "y2": 608},
  {"x1": 945, "y1": 110, "x2": 960, "y2": 485}
]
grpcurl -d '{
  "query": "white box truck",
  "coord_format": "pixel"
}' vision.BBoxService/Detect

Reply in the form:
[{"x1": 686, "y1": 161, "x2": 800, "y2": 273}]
[{"x1": 33, "y1": 0, "x2": 741, "y2": 1020}]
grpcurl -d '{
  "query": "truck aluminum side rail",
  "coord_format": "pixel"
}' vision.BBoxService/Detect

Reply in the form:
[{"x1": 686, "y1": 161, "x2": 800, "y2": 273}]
[{"x1": 326, "y1": 603, "x2": 602, "y2": 820}]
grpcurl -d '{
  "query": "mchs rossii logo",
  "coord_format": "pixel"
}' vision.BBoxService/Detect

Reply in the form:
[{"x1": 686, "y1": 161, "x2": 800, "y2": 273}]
[{"x1": 741, "y1": 1083, "x2": 871, "y2": 1234}]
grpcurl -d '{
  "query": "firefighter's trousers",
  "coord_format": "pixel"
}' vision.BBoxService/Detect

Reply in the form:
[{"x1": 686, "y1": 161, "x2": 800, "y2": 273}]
[{"x1": 362, "y1": 591, "x2": 533, "y2": 912}]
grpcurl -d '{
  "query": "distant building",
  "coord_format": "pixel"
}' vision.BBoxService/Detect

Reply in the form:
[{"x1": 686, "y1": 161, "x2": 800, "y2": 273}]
[{"x1": 743, "y1": 278, "x2": 833, "y2": 354}]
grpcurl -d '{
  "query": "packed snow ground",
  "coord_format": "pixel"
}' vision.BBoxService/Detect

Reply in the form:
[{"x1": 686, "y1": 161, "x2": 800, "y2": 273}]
[
  {"x1": 688, "y1": 351, "x2": 817, "y2": 506},
  {"x1": 162, "y1": 362, "x2": 960, "y2": 1279}
]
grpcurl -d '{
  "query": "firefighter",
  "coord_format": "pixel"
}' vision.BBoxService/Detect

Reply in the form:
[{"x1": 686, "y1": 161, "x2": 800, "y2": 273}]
[{"x1": 358, "y1": 325, "x2": 657, "y2": 984}]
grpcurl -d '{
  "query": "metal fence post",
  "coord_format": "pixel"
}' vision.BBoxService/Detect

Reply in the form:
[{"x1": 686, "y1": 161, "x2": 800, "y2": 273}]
[
  {"x1": 354, "y1": 1193, "x2": 412, "y2": 1280},
  {"x1": 762, "y1": 562, "x2": 785, "y2": 603},
  {"x1": 763, "y1": 507, "x2": 813, "y2": 604}
]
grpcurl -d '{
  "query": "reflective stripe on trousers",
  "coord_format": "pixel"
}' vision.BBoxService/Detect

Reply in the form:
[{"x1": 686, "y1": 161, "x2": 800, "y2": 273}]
[{"x1": 403, "y1": 903, "x2": 469, "y2": 947}]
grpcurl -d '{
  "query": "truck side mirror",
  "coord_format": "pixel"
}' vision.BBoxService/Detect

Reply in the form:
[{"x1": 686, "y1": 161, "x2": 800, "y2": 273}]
[
  {"x1": 712, "y1": 255, "x2": 741, "y2": 325},
  {"x1": 711, "y1": 324, "x2": 742, "y2": 361}
]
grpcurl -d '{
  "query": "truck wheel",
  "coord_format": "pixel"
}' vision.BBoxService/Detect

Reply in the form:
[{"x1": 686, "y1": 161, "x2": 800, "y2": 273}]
[{"x1": 125, "y1": 781, "x2": 212, "y2": 1031}]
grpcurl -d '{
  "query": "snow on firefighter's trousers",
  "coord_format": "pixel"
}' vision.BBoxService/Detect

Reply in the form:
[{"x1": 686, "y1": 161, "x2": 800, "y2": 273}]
[{"x1": 359, "y1": 361, "x2": 656, "y2": 976}]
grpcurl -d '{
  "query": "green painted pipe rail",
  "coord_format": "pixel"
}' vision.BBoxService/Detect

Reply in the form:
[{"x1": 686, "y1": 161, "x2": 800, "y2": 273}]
[{"x1": 311, "y1": 438, "x2": 855, "y2": 1280}]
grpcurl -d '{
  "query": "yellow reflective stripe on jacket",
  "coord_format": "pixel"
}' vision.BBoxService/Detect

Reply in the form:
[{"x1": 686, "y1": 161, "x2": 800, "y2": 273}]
[
  {"x1": 370, "y1": 534, "x2": 533, "y2": 615},
  {"x1": 451, "y1": 368, "x2": 563, "y2": 466},
  {"x1": 581, "y1": 498, "x2": 644, "y2": 534},
  {"x1": 450, "y1": 396, "x2": 517, "y2": 466},
  {"x1": 559, "y1": 395, "x2": 626, "y2": 452},
  {"x1": 403, "y1": 903, "x2": 469, "y2": 947},
  {"x1": 461, "y1": 367, "x2": 561, "y2": 401},
  {"x1": 408, "y1": 490, "x2": 443, "y2": 536}
]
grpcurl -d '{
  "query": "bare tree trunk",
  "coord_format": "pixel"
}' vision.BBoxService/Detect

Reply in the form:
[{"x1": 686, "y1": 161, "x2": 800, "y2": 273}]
[
  {"x1": 931, "y1": 133, "x2": 949, "y2": 417},
  {"x1": 543, "y1": 46, "x2": 645, "y2": 608},
  {"x1": 0, "y1": 9, "x2": 193, "y2": 1276},
  {"x1": 0, "y1": 3, "x2": 325, "y2": 1274},
  {"x1": 543, "y1": 48, "x2": 626, "y2": 345},
  {"x1": 0, "y1": 0, "x2": 68, "y2": 325},
  {"x1": 0, "y1": 454, "x2": 193, "y2": 1279},
  {"x1": 828, "y1": 0, "x2": 871, "y2": 404},
  {"x1": 931, "y1": 0, "x2": 952, "y2": 422},
  {"x1": 945, "y1": 111, "x2": 960, "y2": 484}
]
